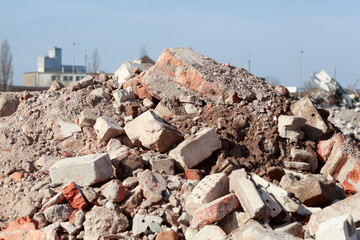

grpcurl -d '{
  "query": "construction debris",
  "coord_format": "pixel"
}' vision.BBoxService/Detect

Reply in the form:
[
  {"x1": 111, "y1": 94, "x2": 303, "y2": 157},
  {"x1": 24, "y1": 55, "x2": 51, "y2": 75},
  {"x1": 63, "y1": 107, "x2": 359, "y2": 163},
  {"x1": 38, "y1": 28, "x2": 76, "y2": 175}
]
[{"x1": 0, "y1": 47, "x2": 359, "y2": 239}]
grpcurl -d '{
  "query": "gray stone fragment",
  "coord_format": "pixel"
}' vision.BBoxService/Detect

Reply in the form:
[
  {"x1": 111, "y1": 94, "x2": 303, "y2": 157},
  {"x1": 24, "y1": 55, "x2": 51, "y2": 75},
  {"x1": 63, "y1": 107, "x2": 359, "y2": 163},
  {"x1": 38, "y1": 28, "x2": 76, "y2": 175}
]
[{"x1": 43, "y1": 203, "x2": 73, "y2": 223}]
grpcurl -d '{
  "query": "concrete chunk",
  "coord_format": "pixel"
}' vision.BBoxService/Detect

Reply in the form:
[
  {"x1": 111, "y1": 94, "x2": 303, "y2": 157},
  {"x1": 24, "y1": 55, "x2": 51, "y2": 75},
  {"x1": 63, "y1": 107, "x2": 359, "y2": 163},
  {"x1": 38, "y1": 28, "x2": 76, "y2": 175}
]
[
  {"x1": 316, "y1": 215, "x2": 357, "y2": 240},
  {"x1": 308, "y1": 193, "x2": 360, "y2": 235},
  {"x1": 113, "y1": 87, "x2": 136, "y2": 102},
  {"x1": 132, "y1": 214, "x2": 163, "y2": 236},
  {"x1": 138, "y1": 169, "x2": 166, "y2": 203},
  {"x1": 185, "y1": 173, "x2": 229, "y2": 216},
  {"x1": 124, "y1": 110, "x2": 183, "y2": 152},
  {"x1": 0, "y1": 93, "x2": 19, "y2": 117},
  {"x1": 258, "y1": 187, "x2": 282, "y2": 218},
  {"x1": 229, "y1": 169, "x2": 266, "y2": 219},
  {"x1": 194, "y1": 225, "x2": 227, "y2": 240},
  {"x1": 169, "y1": 127, "x2": 221, "y2": 169},
  {"x1": 290, "y1": 96, "x2": 329, "y2": 140},
  {"x1": 114, "y1": 61, "x2": 151, "y2": 88},
  {"x1": 93, "y1": 116, "x2": 123, "y2": 142},
  {"x1": 100, "y1": 179, "x2": 126, "y2": 203},
  {"x1": 79, "y1": 110, "x2": 97, "y2": 127},
  {"x1": 290, "y1": 148, "x2": 318, "y2": 173},
  {"x1": 50, "y1": 153, "x2": 113, "y2": 186}
]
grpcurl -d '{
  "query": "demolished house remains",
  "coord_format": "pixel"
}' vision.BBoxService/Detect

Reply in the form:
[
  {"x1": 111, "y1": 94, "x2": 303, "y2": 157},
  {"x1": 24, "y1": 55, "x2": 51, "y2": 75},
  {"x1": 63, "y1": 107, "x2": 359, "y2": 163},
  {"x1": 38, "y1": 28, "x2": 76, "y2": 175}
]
[{"x1": 0, "y1": 47, "x2": 359, "y2": 240}]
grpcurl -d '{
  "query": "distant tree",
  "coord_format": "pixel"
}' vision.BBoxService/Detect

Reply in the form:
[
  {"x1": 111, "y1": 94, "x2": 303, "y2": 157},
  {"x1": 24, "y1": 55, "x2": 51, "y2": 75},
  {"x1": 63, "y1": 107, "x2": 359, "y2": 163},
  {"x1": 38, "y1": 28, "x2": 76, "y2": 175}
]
[
  {"x1": 0, "y1": 39, "x2": 13, "y2": 91},
  {"x1": 91, "y1": 48, "x2": 101, "y2": 73},
  {"x1": 140, "y1": 45, "x2": 148, "y2": 58},
  {"x1": 303, "y1": 79, "x2": 318, "y2": 94},
  {"x1": 266, "y1": 76, "x2": 280, "y2": 86}
]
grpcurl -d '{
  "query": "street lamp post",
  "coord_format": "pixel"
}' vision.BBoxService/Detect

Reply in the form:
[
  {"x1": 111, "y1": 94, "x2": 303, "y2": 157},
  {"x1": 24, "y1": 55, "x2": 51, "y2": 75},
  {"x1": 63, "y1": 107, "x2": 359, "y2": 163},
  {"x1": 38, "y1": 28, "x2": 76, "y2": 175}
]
[
  {"x1": 299, "y1": 50, "x2": 304, "y2": 98},
  {"x1": 72, "y1": 43, "x2": 76, "y2": 77}
]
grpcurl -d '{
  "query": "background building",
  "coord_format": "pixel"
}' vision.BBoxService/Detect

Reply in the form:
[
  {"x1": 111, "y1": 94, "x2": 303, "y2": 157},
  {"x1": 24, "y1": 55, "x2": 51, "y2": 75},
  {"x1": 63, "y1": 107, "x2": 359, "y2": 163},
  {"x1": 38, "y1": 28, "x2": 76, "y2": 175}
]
[{"x1": 24, "y1": 47, "x2": 86, "y2": 87}]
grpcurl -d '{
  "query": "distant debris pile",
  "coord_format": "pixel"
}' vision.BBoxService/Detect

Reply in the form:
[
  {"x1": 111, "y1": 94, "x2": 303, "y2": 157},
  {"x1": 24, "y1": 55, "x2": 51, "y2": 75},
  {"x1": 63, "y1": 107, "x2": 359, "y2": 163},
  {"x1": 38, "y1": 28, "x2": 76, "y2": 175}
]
[{"x1": 311, "y1": 70, "x2": 359, "y2": 109}]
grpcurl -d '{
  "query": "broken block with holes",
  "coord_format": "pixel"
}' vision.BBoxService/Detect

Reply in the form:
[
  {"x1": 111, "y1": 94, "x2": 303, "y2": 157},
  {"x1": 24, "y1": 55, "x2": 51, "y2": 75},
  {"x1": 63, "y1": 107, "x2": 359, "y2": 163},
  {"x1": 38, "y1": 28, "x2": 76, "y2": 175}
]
[
  {"x1": 185, "y1": 173, "x2": 229, "y2": 216},
  {"x1": 169, "y1": 127, "x2": 222, "y2": 169},
  {"x1": 229, "y1": 169, "x2": 266, "y2": 219},
  {"x1": 291, "y1": 96, "x2": 330, "y2": 140}
]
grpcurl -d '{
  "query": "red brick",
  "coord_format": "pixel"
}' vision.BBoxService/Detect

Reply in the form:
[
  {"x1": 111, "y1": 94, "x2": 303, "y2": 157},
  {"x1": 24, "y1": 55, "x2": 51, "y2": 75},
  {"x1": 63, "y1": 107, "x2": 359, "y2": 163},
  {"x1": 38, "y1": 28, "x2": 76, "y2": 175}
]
[
  {"x1": 136, "y1": 85, "x2": 151, "y2": 100},
  {"x1": 1, "y1": 217, "x2": 36, "y2": 232},
  {"x1": 185, "y1": 169, "x2": 203, "y2": 181},
  {"x1": 0, "y1": 231, "x2": 23, "y2": 240},
  {"x1": 155, "y1": 231, "x2": 179, "y2": 240},
  {"x1": 68, "y1": 209, "x2": 78, "y2": 225},
  {"x1": 342, "y1": 180, "x2": 356, "y2": 196},
  {"x1": 346, "y1": 163, "x2": 360, "y2": 184},
  {"x1": 191, "y1": 194, "x2": 240, "y2": 228},
  {"x1": 62, "y1": 182, "x2": 87, "y2": 210},
  {"x1": 25, "y1": 229, "x2": 59, "y2": 240},
  {"x1": 317, "y1": 138, "x2": 335, "y2": 162}
]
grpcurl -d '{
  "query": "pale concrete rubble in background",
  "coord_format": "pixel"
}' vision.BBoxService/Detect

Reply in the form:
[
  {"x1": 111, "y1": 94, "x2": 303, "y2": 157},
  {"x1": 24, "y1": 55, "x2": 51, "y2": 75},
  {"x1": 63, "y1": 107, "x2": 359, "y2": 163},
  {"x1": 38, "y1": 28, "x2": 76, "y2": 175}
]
[
  {"x1": 169, "y1": 127, "x2": 221, "y2": 169},
  {"x1": 55, "y1": 120, "x2": 82, "y2": 140},
  {"x1": 0, "y1": 93, "x2": 19, "y2": 117},
  {"x1": 79, "y1": 110, "x2": 97, "y2": 127},
  {"x1": 185, "y1": 173, "x2": 229, "y2": 216},
  {"x1": 113, "y1": 87, "x2": 136, "y2": 102},
  {"x1": 229, "y1": 169, "x2": 267, "y2": 219},
  {"x1": 93, "y1": 116, "x2": 123, "y2": 142},
  {"x1": 50, "y1": 153, "x2": 113, "y2": 186},
  {"x1": 114, "y1": 61, "x2": 152, "y2": 88},
  {"x1": 124, "y1": 109, "x2": 183, "y2": 152}
]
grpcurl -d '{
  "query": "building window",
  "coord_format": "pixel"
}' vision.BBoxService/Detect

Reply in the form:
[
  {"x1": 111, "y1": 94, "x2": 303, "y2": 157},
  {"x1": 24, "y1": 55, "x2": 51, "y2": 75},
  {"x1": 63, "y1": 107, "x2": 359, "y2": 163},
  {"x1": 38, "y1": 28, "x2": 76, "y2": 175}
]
[
  {"x1": 63, "y1": 76, "x2": 68, "y2": 81},
  {"x1": 76, "y1": 76, "x2": 82, "y2": 81},
  {"x1": 69, "y1": 76, "x2": 73, "y2": 81},
  {"x1": 51, "y1": 75, "x2": 56, "y2": 81}
]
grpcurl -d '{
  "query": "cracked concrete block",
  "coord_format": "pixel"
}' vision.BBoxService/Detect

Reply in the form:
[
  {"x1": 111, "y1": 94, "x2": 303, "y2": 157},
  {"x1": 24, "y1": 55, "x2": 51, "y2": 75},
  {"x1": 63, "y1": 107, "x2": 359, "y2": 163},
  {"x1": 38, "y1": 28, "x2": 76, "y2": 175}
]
[
  {"x1": 290, "y1": 96, "x2": 329, "y2": 140},
  {"x1": 169, "y1": 127, "x2": 221, "y2": 169},
  {"x1": 194, "y1": 225, "x2": 227, "y2": 240},
  {"x1": 124, "y1": 110, "x2": 183, "y2": 152},
  {"x1": 258, "y1": 187, "x2": 281, "y2": 218},
  {"x1": 50, "y1": 153, "x2": 113, "y2": 187},
  {"x1": 308, "y1": 193, "x2": 360, "y2": 236},
  {"x1": 185, "y1": 173, "x2": 229, "y2": 216},
  {"x1": 93, "y1": 116, "x2": 123, "y2": 142},
  {"x1": 316, "y1": 214, "x2": 357, "y2": 240},
  {"x1": 229, "y1": 169, "x2": 266, "y2": 219}
]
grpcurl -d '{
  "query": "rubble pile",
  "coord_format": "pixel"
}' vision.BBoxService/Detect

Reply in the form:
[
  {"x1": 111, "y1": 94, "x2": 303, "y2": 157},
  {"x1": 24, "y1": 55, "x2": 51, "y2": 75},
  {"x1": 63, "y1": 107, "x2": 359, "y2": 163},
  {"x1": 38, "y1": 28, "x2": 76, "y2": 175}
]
[{"x1": 0, "y1": 47, "x2": 359, "y2": 240}]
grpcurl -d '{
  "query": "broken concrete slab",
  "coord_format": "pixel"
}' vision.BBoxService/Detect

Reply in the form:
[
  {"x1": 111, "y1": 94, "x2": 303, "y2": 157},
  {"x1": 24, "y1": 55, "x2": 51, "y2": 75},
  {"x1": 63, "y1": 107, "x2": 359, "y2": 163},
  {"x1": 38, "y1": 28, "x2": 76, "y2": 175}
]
[
  {"x1": 190, "y1": 193, "x2": 240, "y2": 228},
  {"x1": 50, "y1": 153, "x2": 113, "y2": 186},
  {"x1": 278, "y1": 115, "x2": 306, "y2": 141},
  {"x1": 194, "y1": 225, "x2": 227, "y2": 240},
  {"x1": 229, "y1": 169, "x2": 266, "y2": 219},
  {"x1": 139, "y1": 47, "x2": 275, "y2": 102},
  {"x1": 229, "y1": 220, "x2": 302, "y2": 240},
  {"x1": 93, "y1": 116, "x2": 123, "y2": 142},
  {"x1": 138, "y1": 169, "x2": 166, "y2": 203},
  {"x1": 169, "y1": 127, "x2": 221, "y2": 169},
  {"x1": 124, "y1": 109, "x2": 183, "y2": 152},
  {"x1": 291, "y1": 96, "x2": 330, "y2": 140},
  {"x1": 54, "y1": 119, "x2": 81, "y2": 140},
  {"x1": 308, "y1": 193, "x2": 360, "y2": 235},
  {"x1": 315, "y1": 214, "x2": 357, "y2": 240},
  {"x1": 185, "y1": 173, "x2": 229, "y2": 216}
]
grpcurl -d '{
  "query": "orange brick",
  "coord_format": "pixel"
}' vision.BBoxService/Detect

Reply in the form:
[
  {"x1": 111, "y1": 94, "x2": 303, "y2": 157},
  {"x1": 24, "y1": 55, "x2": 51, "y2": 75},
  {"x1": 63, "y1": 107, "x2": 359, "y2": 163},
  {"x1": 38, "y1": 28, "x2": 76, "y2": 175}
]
[
  {"x1": 1, "y1": 217, "x2": 36, "y2": 232},
  {"x1": 62, "y1": 182, "x2": 87, "y2": 210},
  {"x1": 25, "y1": 229, "x2": 59, "y2": 240},
  {"x1": 185, "y1": 169, "x2": 203, "y2": 181},
  {"x1": 10, "y1": 172, "x2": 22, "y2": 181},
  {"x1": 342, "y1": 180, "x2": 356, "y2": 196},
  {"x1": 346, "y1": 163, "x2": 360, "y2": 184}
]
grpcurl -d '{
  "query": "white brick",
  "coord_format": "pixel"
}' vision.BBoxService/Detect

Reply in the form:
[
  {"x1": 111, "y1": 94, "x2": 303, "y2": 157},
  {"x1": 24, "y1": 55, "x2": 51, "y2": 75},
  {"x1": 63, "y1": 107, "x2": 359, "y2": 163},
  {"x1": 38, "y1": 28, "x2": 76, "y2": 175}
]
[
  {"x1": 56, "y1": 120, "x2": 81, "y2": 140},
  {"x1": 185, "y1": 173, "x2": 229, "y2": 216},
  {"x1": 229, "y1": 169, "x2": 266, "y2": 219},
  {"x1": 93, "y1": 116, "x2": 123, "y2": 142},
  {"x1": 169, "y1": 128, "x2": 221, "y2": 169},
  {"x1": 124, "y1": 110, "x2": 183, "y2": 152},
  {"x1": 316, "y1": 215, "x2": 357, "y2": 240},
  {"x1": 50, "y1": 153, "x2": 113, "y2": 186},
  {"x1": 113, "y1": 87, "x2": 136, "y2": 102}
]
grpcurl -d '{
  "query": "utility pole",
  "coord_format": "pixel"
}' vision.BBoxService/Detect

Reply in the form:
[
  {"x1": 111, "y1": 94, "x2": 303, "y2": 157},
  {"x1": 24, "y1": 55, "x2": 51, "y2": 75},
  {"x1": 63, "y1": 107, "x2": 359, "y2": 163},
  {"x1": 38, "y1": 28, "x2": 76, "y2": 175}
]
[
  {"x1": 334, "y1": 65, "x2": 337, "y2": 80},
  {"x1": 299, "y1": 50, "x2": 304, "y2": 98},
  {"x1": 248, "y1": 54, "x2": 251, "y2": 73},
  {"x1": 85, "y1": 49, "x2": 87, "y2": 74},
  {"x1": 72, "y1": 43, "x2": 76, "y2": 76}
]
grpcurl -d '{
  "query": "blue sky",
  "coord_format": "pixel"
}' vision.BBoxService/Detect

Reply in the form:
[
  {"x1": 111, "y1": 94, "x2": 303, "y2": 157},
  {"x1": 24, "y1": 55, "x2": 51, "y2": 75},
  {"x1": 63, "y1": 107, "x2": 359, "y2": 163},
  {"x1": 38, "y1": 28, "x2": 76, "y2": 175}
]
[{"x1": 1, "y1": 0, "x2": 360, "y2": 88}]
